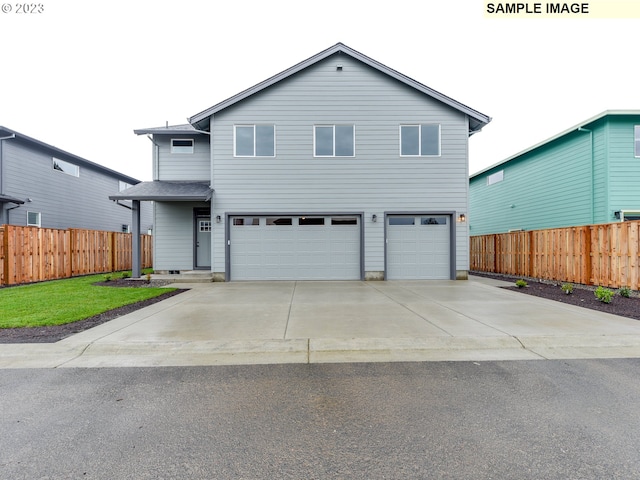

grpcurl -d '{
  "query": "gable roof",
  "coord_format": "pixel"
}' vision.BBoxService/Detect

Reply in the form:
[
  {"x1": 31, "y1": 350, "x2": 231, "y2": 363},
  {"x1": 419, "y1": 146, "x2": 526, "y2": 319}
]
[
  {"x1": 0, "y1": 126, "x2": 141, "y2": 184},
  {"x1": 188, "y1": 42, "x2": 491, "y2": 134},
  {"x1": 470, "y1": 110, "x2": 640, "y2": 179}
]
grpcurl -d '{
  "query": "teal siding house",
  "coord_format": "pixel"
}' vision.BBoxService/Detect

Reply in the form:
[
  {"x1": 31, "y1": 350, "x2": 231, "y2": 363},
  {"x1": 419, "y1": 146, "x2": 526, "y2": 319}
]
[{"x1": 470, "y1": 111, "x2": 640, "y2": 235}]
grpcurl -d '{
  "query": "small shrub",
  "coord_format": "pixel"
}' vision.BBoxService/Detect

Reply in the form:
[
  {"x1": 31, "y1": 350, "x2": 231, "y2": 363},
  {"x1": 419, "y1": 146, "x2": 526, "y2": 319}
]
[
  {"x1": 619, "y1": 286, "x2": 632, "y2": 298},
  {"x1": 561, "y1": 283, "x2": 574, "y2": 294},
  {"x1": 104, "y1": 274, "x2": 112, "y2": 282},
  {"x1": 594, "y1": 286, "x2": 614, "y2": 304},
  {"x1": 515, "y1": 279, "x2": 528, "y2": 288},
  {"x1": 145, "y1": 272, "x2": 152, "y2": 284},
  {"x1": 121, "y1": 271, "x2": 131, "y2": 279}
]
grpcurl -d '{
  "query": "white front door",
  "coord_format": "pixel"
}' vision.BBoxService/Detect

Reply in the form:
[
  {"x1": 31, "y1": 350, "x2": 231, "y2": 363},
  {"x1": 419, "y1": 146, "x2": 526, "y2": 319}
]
[{"x1": 196, "y1": 216, "x2": 211, "y2": 268}]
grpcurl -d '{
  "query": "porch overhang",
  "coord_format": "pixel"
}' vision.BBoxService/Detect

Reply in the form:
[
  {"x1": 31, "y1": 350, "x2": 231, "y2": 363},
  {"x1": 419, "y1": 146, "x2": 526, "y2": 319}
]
[
  {"x1": 109, "y1": 181, "x2": 213, "y2": 202},
  {"x1": 0, "y1": 194, "x2": 25, "y2": 204}
]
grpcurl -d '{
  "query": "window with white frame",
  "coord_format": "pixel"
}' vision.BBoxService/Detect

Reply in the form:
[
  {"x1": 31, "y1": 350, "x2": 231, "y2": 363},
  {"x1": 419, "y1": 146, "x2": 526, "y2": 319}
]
[
  {"x1": 635, "y1": 125, "x2": 640, "y2": 157},
  {"x1": 52, "y1": 158, "x2": 79, "y2": 176},
  {"x1": 487, "y1": 170, "x2": 504, "y2": 186},
  {"x1": 27, "y1": 211, "x2": 41, "y2": 227},
  {"x1": 171, "y1": 138, "x2": 194, "y2": 154},
  {"x1": 234, "y1": 125, "x2": 275, "y2": 157},
  {"x1": 314, "y1": 125, "x2": 354, "y2": 157},
  {"x1": 400, "y1": 124, "x2": 440, "y2": 156}
]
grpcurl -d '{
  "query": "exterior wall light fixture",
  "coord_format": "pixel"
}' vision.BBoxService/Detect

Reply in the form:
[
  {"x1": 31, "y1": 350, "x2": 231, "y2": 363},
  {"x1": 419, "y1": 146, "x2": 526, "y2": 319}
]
[
  {"x1": 216, "y1": 215, "x2": 221, "y2": 223},
  {"x1": 458, "y1": 213, "x2": 466, "y2": 223},
  {"x1": 372, "y1": 214, "x2": 377, "y2": 222}
]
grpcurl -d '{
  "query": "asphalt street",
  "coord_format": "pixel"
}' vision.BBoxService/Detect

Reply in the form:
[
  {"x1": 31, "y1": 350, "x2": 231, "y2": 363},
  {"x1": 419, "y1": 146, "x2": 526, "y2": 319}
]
[{"x1": 2, "y1": 360, "x2": 640, "y2": 479}]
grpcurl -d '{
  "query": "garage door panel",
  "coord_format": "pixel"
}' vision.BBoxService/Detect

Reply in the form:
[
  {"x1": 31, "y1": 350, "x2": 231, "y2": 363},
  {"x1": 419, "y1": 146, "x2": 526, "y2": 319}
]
[
  {"x1": 231, "y1": 215, "x2": 360, "y2": 280},
  {"x1": 387, "y1": 215, "x2": 451, "y2": 280}
]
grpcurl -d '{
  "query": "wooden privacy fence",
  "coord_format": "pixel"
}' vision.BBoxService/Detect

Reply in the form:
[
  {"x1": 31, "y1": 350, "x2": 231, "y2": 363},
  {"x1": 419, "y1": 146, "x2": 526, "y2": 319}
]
[
  {"x1": 0, "y1": 225, "x2": 152, "y2": 286},
  {"x1": 470, "y1": 220, "x2": 640, "y2": 290}
]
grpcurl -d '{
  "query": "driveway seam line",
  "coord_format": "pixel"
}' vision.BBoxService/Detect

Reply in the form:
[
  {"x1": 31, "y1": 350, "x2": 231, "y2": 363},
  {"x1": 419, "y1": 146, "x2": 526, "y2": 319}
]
[
  {"x1": 283, "y1": 281, "x2": 296, "y2": 340},
  {"x1": 364, "y1": 282, "x2": 453, "y2": 336}
]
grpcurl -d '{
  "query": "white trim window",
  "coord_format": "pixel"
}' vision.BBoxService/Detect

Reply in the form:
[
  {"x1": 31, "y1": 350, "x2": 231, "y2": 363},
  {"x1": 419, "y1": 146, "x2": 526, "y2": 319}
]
[
  {"x1": 171, "y1": 138, "x2": 194, "y2": 154},
  {"x1": 234, "y1": 125, "x2": 275, "y2": 157},
  {"x1": 314, "y1": 125, "x2": 355, "y2": 157},
  {"x1": 400, "y1": 124, "x2": 440, "y2": 156},
  {"x1": 52, "y1": 157, "x2": 79, "y2": 177},
  {"x1": 487, "y1": 170, "x2": 504, "y2": 186},
  {"x1": 635, "y1": 125, "x2": 640, "y2": 158},
  {"x1": 27, "y1": 211, "x2": 41, "y2": 227}
]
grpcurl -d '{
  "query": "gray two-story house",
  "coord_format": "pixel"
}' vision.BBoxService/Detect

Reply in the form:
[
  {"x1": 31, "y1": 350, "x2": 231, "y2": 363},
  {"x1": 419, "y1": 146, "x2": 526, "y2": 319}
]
[
  {"x1": 0, "y1": 126, "x2": 152, "y2": 232},
  {"x1": 114, "y1": 43, "x2": 490, "y2": 281}
]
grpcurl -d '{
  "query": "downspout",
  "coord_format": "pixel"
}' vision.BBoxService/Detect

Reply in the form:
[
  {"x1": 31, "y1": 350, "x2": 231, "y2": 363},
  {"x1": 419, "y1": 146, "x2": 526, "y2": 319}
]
[{"x1": 578, "y1": 127, "x2": 594, "y2": 224}]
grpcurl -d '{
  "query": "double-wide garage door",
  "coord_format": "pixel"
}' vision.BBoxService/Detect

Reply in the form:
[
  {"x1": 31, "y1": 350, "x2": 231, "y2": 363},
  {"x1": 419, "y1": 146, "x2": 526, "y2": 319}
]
[
  {"x1": 230, "y1": 215, "x2": 361, "y2": 280},
  {"x1": 387, "y1": 215, "x2": 451, "y2": 280}
]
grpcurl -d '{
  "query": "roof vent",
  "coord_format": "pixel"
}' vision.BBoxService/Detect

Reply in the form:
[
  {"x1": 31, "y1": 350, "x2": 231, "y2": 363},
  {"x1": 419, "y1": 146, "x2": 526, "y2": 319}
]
[{"x1": 336, "y1": 64, "x2": 343, "y2": 71}]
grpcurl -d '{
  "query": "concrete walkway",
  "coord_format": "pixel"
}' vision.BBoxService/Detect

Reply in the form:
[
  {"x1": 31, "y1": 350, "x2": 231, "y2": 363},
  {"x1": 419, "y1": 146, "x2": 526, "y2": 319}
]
[{"x1": 3, "y1": 276, "x2": 640, "y2": 368}]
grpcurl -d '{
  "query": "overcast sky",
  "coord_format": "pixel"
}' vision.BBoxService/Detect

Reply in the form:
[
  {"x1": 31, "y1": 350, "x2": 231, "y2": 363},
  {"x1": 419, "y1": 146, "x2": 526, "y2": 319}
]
[{"x1": 1, "y1": 0, "x2": 638, "y2": 181}]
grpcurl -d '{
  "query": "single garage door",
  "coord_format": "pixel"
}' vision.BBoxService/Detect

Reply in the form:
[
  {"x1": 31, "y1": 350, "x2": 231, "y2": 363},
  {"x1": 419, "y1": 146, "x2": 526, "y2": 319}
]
[
  {"x1": 387, "y1": 215, "x2": 451, "y2": 280},
  {"x1": 230, "y1": 215, "x2": 361, "y2": 280}
]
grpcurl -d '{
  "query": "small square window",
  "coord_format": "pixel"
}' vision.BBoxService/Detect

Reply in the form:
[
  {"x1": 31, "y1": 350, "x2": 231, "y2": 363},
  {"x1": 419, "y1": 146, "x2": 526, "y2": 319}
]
[
  {"x1": 171, "y1": 139, "x2": 194, "y2": 154},
  {"x1": 27, "y1": 211, "x2": 41, "y2": 227}
]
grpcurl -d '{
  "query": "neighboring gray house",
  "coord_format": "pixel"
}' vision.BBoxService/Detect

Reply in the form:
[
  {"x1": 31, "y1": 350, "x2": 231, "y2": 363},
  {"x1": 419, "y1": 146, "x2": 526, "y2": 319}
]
[
  {"x1": 114, "y1": 43, "x2": 490, "y2": 281},
  {"x1": 0, "y1": 126, "x2": 152, "y2": 232}
]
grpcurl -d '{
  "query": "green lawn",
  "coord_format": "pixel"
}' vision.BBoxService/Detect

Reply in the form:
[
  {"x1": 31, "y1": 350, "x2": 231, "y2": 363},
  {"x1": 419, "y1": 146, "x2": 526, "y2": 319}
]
[{"x1": 0, "y1": 272, "x2": 176, "y2": 329}]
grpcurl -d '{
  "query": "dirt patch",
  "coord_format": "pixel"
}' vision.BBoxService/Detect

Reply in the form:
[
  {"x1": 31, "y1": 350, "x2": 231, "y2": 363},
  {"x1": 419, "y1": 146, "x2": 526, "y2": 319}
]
[
  {"x1": 0, "y1": 280, "x2": 186, "y2": 344},
  {"x1": 472, "y1": 272, "x2": 640, "y2": 321}
]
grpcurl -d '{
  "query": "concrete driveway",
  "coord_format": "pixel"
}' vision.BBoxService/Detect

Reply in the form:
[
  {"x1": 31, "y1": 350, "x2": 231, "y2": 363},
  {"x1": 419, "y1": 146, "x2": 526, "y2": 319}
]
[{"x1": 3, "y1": 276, "x2": 640, "y2": 368}]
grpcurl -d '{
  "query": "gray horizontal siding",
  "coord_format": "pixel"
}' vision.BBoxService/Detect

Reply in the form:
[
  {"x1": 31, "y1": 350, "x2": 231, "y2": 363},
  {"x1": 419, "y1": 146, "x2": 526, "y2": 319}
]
[
  {"x1": 2, "y1": 141, "x2": 152, "y2": 231},
  {"x1": 210, "y1": 54, "x2": 470, "y2": 274},
  {"x1": 153, "y1": 202, "x2": 208, "y2": 270},
  {"x1": 156, "y1": 135, "x2": 210, "y2": 181}
]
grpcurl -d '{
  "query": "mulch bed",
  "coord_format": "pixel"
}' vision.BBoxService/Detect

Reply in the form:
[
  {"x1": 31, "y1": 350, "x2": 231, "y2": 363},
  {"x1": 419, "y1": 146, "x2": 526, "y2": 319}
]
[
  {"x1": 472, "y1": 272, "x2": 640, "y2": 321},
  {"x1": 0, "y1": 280, "x2": 186, "y2": 344}
]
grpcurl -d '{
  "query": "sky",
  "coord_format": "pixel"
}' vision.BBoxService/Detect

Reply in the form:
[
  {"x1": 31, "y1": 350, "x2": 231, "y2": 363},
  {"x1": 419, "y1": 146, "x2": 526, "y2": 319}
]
[{"x1": 1, "y1": 0, "x2": 638, "y2": 181}]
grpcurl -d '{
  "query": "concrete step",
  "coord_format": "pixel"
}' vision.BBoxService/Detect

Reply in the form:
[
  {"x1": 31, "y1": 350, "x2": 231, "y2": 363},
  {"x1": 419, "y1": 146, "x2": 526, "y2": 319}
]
[{"x1": 151, "y1": 271, "x2": 214, "y2": 283}]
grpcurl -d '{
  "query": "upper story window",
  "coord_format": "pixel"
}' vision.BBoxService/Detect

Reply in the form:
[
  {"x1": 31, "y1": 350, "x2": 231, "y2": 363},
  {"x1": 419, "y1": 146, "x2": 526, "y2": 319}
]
[
  {"x1": 52, "y1": 157, "x2": 79, "y2": 177},
  {"x1": 635, "y1": 125, "x2": 640, "y2": 157},
  {"x1": 400, "y1": 124, "x2": 440, "y2": 156},
  {"x1": 234, "y1": 125, "x2": 275, "y2": 157},
  {"x1": 171, "y1": 138, "x2": 194, "y2": 154},
  {"x1": 314, "y1": 125, "x2": 355, "y2": 157},
  {"x1": 487, "y1": 170, "x2": 504, "y2": 186}
]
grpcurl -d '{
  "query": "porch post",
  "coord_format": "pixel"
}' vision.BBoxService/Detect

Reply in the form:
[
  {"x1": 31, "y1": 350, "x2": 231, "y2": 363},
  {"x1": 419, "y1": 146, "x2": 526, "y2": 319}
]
[{"x1": 132, "y1": 200, "x2": 141, "y2": 278}]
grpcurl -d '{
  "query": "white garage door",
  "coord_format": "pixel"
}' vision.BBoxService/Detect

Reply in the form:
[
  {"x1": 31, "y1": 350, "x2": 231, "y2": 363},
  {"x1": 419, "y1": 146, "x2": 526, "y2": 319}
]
[
  {"x1": 230, "y1": 215, "x2": 361, "y2": 280},
  {"x1": 387, "y1": 215, "x2": 451, "y2": 280}
]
